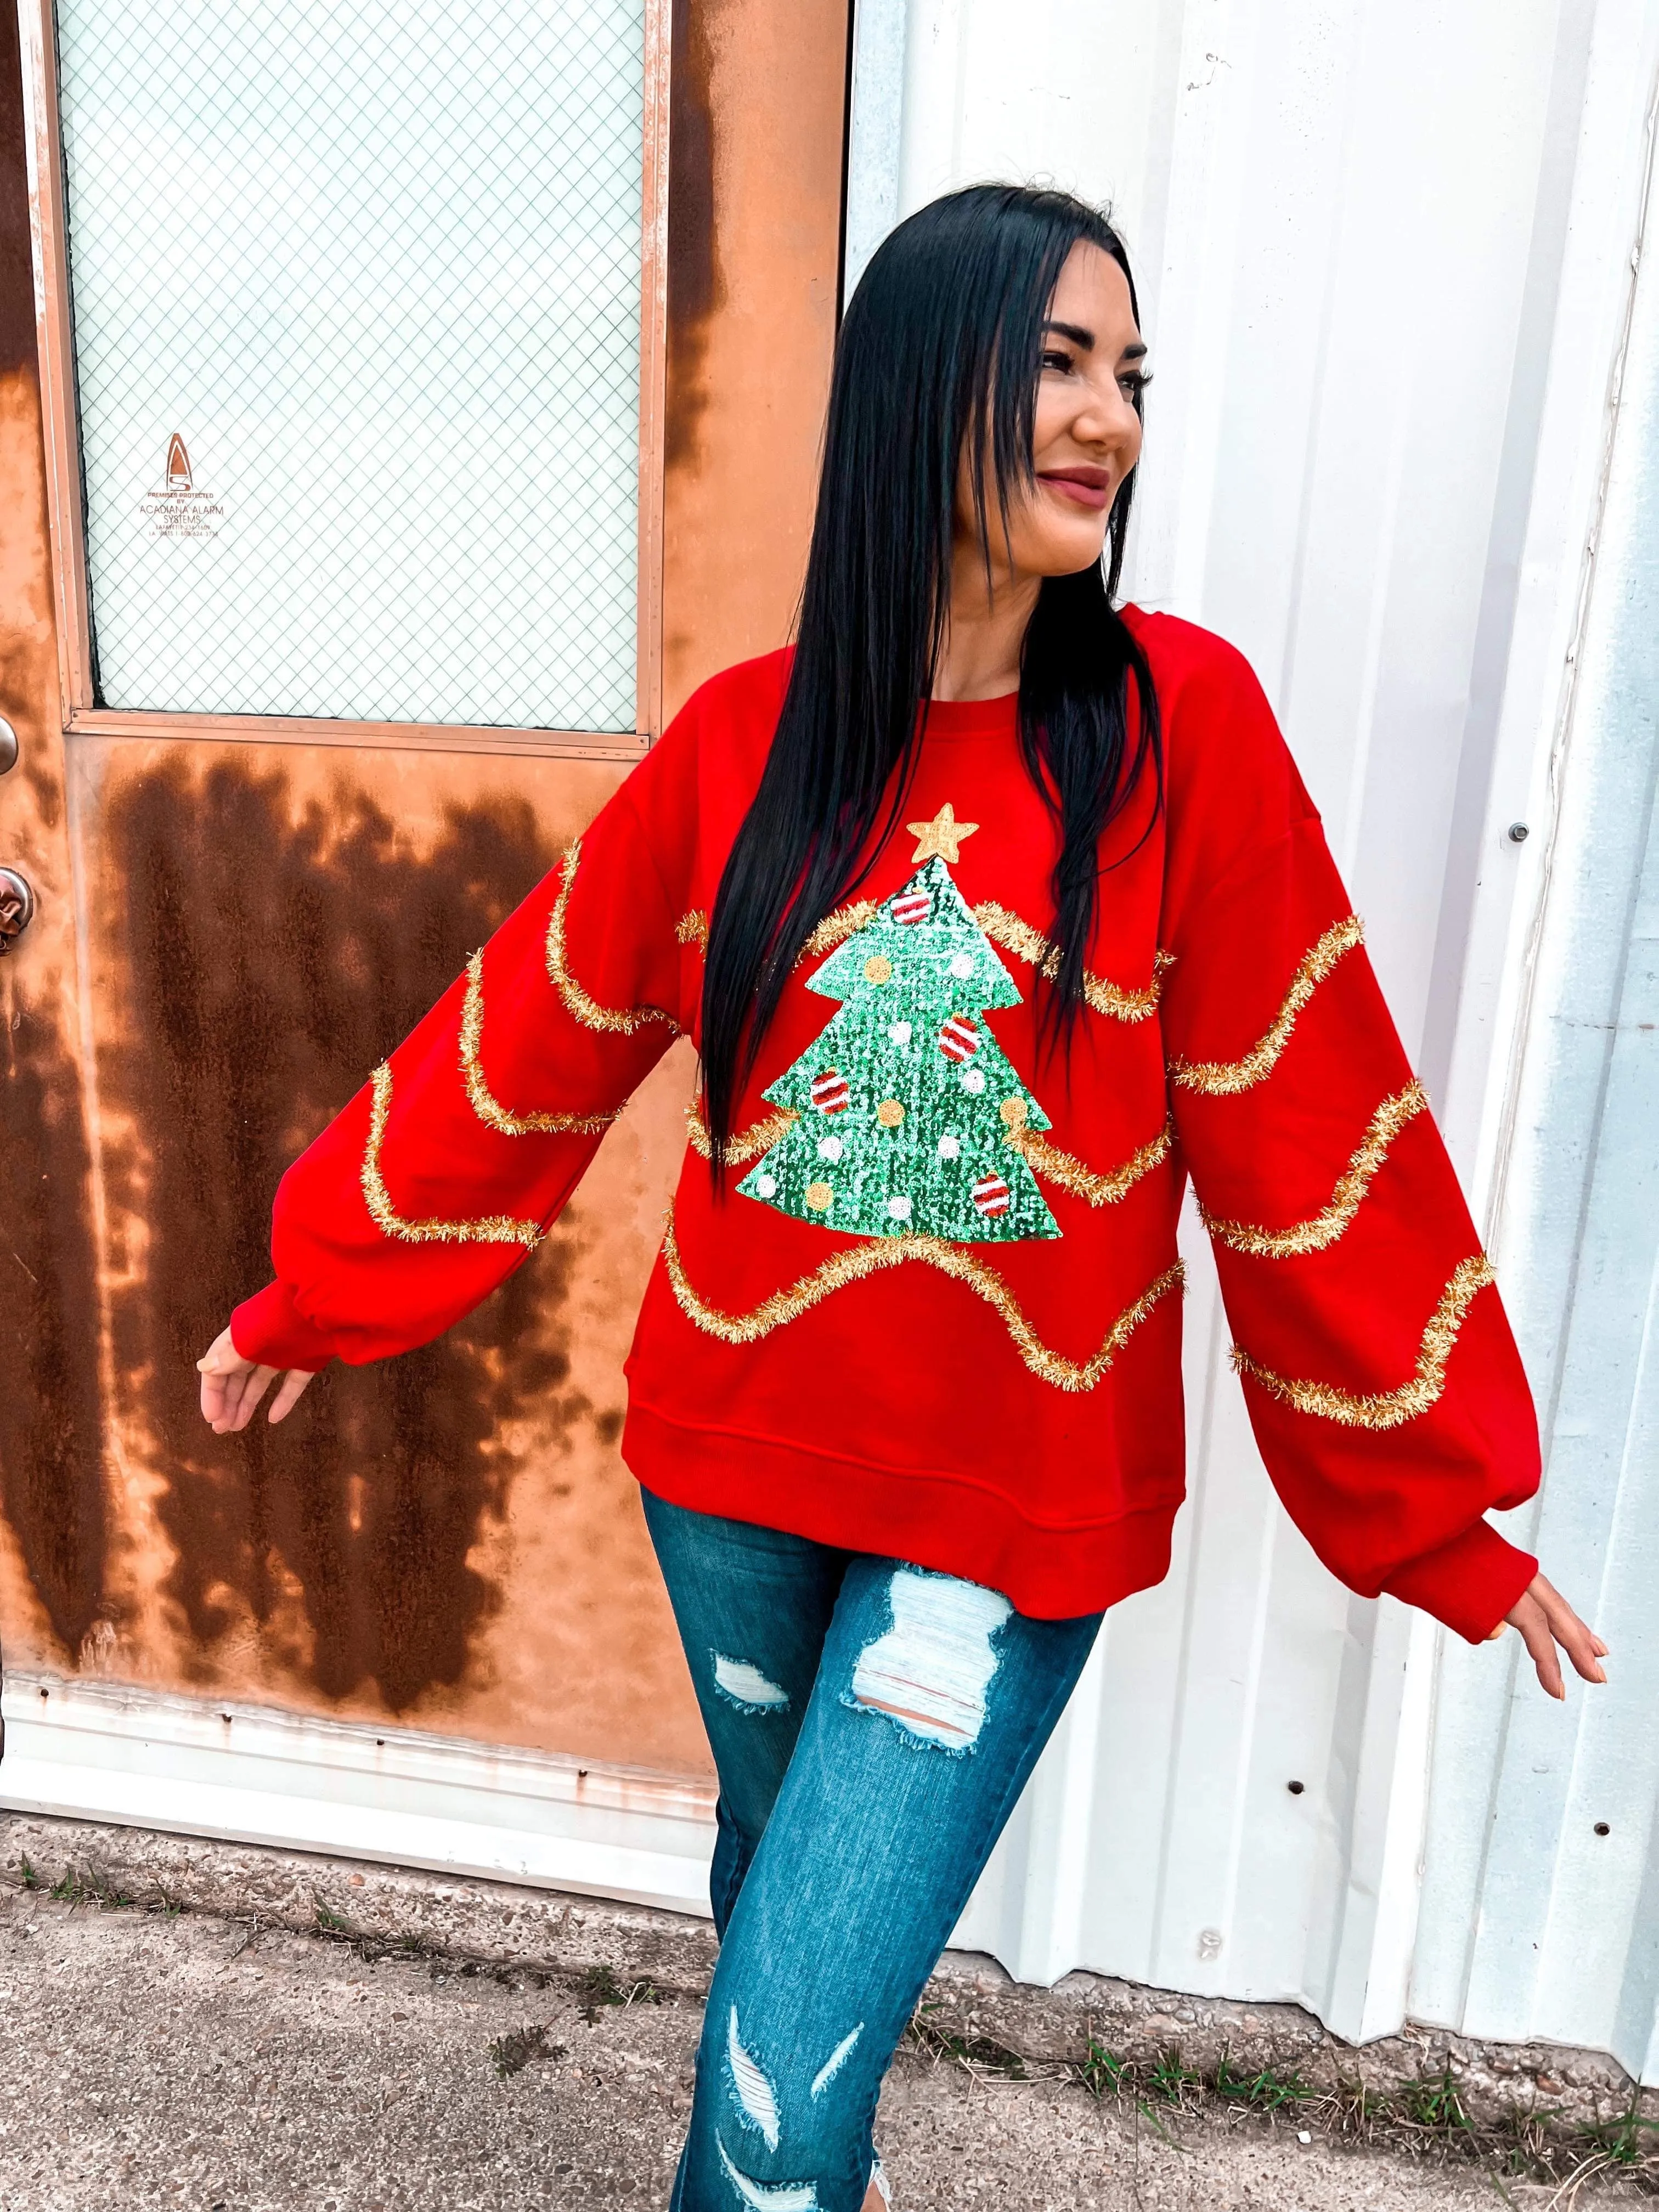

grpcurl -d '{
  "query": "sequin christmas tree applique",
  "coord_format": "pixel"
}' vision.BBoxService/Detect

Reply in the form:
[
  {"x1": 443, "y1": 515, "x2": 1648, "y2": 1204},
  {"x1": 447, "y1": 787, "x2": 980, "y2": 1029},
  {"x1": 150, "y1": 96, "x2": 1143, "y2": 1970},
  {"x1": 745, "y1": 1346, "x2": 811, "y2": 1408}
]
[{"x1": 736, "y1": 851, "x2": 1061, "y2": 1244}]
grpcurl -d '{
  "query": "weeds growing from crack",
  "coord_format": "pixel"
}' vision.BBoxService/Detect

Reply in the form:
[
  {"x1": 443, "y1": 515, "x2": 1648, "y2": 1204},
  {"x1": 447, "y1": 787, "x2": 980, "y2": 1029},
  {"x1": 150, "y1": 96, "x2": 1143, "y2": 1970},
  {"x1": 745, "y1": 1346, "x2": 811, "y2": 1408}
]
[
  {"x1": 578, "y1": 1963, "x2": 668, "y2": 2022},
  {"x1": 895, "y1": 2018, "x2": 1657, "y2": 2196},
  {"x1": 488, "y1": 2024, "x2": 566, "y2": 2079}
]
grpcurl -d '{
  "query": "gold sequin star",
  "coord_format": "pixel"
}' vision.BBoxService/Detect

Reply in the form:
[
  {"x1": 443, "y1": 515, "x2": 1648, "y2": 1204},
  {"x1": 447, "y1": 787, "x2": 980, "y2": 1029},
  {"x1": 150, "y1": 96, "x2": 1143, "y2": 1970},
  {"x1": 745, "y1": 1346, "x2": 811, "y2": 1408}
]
[{"x1": 907, "y1": 802, "x2": 979, "y2": 865}]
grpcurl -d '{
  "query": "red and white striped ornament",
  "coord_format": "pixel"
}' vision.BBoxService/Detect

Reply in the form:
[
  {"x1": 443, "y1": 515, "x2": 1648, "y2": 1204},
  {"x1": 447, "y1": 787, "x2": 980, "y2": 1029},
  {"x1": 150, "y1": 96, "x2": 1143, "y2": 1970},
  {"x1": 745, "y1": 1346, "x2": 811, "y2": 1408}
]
[
  {"x1": 939, "y1": 1014, "x2": 980, "y2": 1062},
  {"x1": 810, "y1": 1069, "x2": 851, "y2": 1115},
  {"x1": 891, "y1": 890, "x2": 930, "y2": 927},
  {"x1": 972, "y1": 1173, "x2": 1011, "y2": 1217}
]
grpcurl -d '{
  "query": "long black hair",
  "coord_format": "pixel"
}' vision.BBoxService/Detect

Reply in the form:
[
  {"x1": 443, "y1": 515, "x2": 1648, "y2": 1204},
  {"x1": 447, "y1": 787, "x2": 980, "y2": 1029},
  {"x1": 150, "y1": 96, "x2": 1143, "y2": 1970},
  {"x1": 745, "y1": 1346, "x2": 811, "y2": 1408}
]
[{"x1": 700, "y1": 183, "x2": 1161, "y2": 1165}]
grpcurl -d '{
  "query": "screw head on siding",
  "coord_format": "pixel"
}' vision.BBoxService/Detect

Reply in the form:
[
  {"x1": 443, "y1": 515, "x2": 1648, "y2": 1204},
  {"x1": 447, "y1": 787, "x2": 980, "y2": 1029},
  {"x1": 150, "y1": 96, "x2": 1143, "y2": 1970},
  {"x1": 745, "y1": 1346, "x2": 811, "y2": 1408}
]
[
  {"x1": 1507, "y1": 821, "x2": 1530, "y2": 843},
  {"x1": 1595, "y1": 1821, "x2": 1611, "y2": 1836},
  {"x1": 1287, "y1": 1779, "x2": 1306, "y2": 1795},
  {"x1": 1198, "y1": 1927, "x2": 1224, "y2": 1960}
]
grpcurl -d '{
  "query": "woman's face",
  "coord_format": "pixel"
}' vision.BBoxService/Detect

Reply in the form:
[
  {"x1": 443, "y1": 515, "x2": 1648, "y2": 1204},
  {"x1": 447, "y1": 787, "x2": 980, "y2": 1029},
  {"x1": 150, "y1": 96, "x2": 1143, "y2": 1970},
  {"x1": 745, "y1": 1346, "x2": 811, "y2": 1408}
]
[{"x1": 958, "y1": 240, "x2": 1149, "y2": 582}]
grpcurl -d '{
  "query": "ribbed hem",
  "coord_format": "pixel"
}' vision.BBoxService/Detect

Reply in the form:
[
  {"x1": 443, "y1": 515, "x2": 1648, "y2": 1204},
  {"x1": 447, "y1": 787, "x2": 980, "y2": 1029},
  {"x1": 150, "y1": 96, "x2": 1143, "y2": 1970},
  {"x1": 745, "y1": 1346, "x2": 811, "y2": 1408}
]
[
  {"x1": 622, "y1": 1400, "x2": 1178, "y2": 1622},
  {"x1": 1380, "y1": 1519, "x2": 1537, "y2": 1644},
  {"x1": 230, "y1": 1279, "x2": 339, "y2": 1371}
]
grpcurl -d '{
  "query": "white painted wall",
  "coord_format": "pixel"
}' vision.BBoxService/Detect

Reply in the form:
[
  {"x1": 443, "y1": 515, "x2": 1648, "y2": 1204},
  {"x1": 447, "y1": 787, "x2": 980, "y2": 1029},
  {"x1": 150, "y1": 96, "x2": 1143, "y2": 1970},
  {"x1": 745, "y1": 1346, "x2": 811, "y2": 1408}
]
[{"x1": 846, "y1": 0, "x2": 1659, "y2": 2067}]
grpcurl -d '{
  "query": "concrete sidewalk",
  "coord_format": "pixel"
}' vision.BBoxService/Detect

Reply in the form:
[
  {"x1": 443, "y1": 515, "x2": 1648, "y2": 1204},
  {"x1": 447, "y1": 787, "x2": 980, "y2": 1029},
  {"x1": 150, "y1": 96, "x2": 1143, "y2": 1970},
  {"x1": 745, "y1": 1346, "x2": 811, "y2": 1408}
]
[{"x1": 0, "y1": 1872, "x2": 1639, "y2": 2211}]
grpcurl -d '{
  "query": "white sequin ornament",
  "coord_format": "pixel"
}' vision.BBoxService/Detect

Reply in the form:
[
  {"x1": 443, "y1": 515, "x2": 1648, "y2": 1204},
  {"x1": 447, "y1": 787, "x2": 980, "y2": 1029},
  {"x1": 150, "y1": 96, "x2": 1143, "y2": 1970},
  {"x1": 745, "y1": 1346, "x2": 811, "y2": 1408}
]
[
  {"x1": 888, "y1": 1021, "x2": 912, "y2": 1046},
  {"x1": 961, "y1": 1066, "x2": 986, "y2": 1094},
  {"x1": 755, "y1": 1175, "x2": 777, "y2": 1198},
  {"x1": 887, "y1": 1195, "x2": 912, "y2": 1221},
  {"x1": 937, "y1": 1135, "x2": 960, "y2": 1160},
  {"x1": 948, "y1": 951, "x2": 975, "y2": 979},
  {"x1": 817, "y1": 1135, "x2": 843, "y2": 1161}
]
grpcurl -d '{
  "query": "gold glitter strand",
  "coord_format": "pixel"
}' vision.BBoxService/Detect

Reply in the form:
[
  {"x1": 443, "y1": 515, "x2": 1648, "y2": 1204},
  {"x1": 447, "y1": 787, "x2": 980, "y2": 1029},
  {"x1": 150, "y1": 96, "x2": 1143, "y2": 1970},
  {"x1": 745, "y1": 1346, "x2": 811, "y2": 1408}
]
[
  {"x1": 1230, "y1": 1254, "x2": 1496, "y2": 1429},
  {"x1": 1168, "y1": 916, "x2": 1364, "y2": 1094},
  {"x1": 361, "y1": 1064, "x2": 542, "y2": 1247},
  {"x1": 460, "y1": 951, "x2": 623, "y2": 1138},
  {"x1": 675, "y1": 898, "x2": 1166, "y2": 1016},
  {"x1": 1002, "y1": 1113, "x2": 1175, "y2": 1206},
  {"x1": 1201, "y1": 1081, "x2": 1429, "y2": 1256},
  {"x1": 685, "y1": 1099, "x2": 799, "y2": 1164},
  {"x1": 545, "y1": 838, "x2": 680, "y2": 1037},
  {"x1": 662, "y1": 1207, "x2": 1184, "y2": 1392},
  {"x1": 972, "y1": 904, "x2": 1172, "y2": 1022}
]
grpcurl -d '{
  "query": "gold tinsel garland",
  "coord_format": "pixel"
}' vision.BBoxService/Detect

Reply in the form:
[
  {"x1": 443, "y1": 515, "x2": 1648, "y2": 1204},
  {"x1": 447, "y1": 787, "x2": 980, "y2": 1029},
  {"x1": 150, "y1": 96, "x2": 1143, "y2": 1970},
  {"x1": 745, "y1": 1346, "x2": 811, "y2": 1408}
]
[
  {"x1": 1229, "y1": 1254, "x2": 1496, "y2": 1428},
  {"x1": 460, "y1": 950, "x2": 624, "y2": 1138},
  {"x1": 1200, "y1": 1081, "x2": 1427, "y2": 1256},
  {"x1": 662, "y1": 1206, "x2": 1184, "y2": 1392},
  {"x1": 545, "y1": 838, "x2": 681, "y2": 1037},
  {"x1": 1168, "y1": 916, "x2": 1364, "y2": 1094},
  {"x1": 360, "y1": 1063, "x2": 543, "y2": 1248}
]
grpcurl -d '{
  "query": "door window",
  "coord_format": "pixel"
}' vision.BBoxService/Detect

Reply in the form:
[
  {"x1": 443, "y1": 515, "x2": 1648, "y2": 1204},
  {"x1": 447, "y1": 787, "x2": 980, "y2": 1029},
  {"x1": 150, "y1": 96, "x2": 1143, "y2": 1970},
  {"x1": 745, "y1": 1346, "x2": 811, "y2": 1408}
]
[{"x1": 55, "y1": 0, "x2": 645, "y2": 731}]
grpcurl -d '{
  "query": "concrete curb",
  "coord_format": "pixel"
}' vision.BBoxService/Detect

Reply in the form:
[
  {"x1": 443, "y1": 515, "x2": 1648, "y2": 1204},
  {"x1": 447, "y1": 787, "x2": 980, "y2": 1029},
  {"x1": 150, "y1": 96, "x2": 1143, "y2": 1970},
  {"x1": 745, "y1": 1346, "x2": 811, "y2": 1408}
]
[{"x1": 3, "y1": 1809, "x2": 1649, "y2": 2136}]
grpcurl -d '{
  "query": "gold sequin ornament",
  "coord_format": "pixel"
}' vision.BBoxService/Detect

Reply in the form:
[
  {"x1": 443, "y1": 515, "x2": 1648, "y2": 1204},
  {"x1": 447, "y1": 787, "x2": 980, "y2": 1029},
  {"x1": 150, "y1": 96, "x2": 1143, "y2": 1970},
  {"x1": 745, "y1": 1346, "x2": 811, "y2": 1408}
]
[
  {"x1": 1000, "y1": 1097, "x2": 1028, "y2": 1128},
  {"x1": 806, "y1": 1181, "x2": 834, "y2": 1210},
  {"x1": 864, "y1": 955, "x2": 893, "y2": 984},
  {"x1": 876, "y1": 1099, "x2": 905, "y2": 1127}
]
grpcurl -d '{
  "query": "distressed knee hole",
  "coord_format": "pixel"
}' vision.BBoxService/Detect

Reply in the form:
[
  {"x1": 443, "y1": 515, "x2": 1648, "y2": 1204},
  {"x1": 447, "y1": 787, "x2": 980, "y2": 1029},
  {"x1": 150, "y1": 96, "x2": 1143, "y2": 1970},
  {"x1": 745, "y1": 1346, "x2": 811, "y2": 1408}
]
[
  {"x1": 846, "y1": 1571, "x2": 1011, "y2": 1751},
  {"x1": 712, "y1": 1653, "x2": 791, "y2": 1714},
  {"x1": 716, "y1": 2138, "x2": 820, "y2": 2210},
  {"x1": 726, "y1": 2006, "x2": 781, "y2": 2148},
  {"x1": 809, "y1": 2022, "x2": 862, "y2": 2098}
]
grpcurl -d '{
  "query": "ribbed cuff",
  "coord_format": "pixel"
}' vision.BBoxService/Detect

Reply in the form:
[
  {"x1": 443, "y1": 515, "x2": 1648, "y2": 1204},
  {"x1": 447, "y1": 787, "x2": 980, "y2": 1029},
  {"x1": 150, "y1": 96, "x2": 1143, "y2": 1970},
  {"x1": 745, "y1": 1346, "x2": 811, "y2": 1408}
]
[
  {"x1": 1381, "y1": 1519, "x2": 1537, "y2": 1644},
  {"x1": 229, "y1": 1279, "x2": 338, "y2": 1371}
]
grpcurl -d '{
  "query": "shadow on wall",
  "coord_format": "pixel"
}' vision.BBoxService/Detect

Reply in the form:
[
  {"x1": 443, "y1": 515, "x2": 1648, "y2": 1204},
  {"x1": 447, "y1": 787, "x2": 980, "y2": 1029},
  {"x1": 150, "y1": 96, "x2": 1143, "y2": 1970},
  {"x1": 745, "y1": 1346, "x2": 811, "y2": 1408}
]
[{"x1": 81, "y1": 756, "x2": 598, "y2": 1712}]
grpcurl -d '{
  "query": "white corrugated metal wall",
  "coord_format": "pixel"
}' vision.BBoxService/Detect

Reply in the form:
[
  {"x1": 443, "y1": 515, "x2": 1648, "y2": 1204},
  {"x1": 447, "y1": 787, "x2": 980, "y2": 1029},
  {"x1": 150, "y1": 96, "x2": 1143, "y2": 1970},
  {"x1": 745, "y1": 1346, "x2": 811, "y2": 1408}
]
[{"x1": 846, "y1": 0, "x2": 1659, "y2": 2069}]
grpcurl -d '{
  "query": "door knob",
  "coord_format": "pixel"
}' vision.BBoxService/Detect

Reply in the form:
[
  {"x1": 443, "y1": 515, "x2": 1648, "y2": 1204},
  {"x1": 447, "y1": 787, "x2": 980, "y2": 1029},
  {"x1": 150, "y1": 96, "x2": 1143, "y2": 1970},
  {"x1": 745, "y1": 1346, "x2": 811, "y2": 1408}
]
[{"x1": 0, "y1": 867, "x2": 35, "y2": 952}]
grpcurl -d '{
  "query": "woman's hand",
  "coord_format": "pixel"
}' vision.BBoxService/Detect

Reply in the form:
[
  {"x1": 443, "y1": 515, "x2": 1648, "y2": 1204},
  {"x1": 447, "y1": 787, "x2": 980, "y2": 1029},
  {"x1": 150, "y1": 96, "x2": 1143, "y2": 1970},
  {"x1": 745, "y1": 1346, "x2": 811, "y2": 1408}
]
[
  {"x1": 1496, "y1": 1572, "x2": 1607, "y2": 1699},
  {"x1": 196, "y1": 1326, "x2": 317, "y2": 1433}
]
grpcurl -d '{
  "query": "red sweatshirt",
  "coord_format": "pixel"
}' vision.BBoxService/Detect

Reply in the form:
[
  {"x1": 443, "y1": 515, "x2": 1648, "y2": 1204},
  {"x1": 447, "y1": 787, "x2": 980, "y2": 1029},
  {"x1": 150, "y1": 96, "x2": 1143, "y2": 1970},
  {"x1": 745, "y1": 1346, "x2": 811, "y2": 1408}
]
[{"x1": 233, "y1": 612, "x2": 1541, "y2": 1640}]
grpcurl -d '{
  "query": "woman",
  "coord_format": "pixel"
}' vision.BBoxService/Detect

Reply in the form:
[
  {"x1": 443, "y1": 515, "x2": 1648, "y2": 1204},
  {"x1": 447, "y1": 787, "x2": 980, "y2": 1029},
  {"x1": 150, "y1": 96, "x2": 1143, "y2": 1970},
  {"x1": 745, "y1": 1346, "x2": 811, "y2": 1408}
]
[{"x1": 200, "y1": 186, "x2": 1604, "y2": 2211}]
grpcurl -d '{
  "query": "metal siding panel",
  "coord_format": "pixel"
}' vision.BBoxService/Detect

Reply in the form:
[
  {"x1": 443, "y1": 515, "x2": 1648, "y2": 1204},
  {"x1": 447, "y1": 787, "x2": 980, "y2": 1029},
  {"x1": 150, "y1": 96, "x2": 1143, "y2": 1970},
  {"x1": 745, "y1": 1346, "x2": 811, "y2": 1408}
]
[
  {"x1": 854, "y1": 0, "x2": 1657, "y2": 2068},
  {"x1": 1418, "y1": 125, "x2": 1659, "y2": 2073}
]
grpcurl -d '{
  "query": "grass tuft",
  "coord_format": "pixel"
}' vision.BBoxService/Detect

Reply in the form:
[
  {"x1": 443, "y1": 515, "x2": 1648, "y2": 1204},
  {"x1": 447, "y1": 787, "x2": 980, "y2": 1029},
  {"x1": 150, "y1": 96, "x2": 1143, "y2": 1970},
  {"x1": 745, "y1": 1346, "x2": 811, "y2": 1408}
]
[{"x1": 488, "y1": 2024, "x2": 566, "y2": 2079}]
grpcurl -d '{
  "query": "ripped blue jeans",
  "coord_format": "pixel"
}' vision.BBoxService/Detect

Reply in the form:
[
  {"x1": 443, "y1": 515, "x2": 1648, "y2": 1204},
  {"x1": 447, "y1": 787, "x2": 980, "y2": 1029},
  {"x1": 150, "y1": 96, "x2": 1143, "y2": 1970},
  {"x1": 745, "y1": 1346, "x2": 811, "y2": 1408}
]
[{"x1": 640, "y1": 1489, "x2": 1103, "y2": 2212}]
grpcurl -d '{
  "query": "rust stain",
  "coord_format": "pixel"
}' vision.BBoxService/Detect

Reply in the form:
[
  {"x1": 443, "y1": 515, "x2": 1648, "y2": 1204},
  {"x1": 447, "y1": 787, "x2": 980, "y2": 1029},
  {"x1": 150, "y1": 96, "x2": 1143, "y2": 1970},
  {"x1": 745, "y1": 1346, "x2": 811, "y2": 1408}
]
[
  {"x1": 98, "y1": 757, "x2": 591, "y2": 1711},
  {"x1": 664, "y1": 0, "x2": 721, "y2": 471},
  {"x1": 0, "y1": 0, "x2": 38, "y2": 380},
  {"x1": 0, "y1": 988, "x2": 109, "y2": 1653}
]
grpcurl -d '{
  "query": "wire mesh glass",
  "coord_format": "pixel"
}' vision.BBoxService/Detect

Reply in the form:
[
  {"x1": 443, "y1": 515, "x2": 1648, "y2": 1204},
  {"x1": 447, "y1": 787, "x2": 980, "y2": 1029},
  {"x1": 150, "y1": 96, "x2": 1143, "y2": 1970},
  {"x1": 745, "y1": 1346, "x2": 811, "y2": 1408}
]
[{"x1": 56, "y1": 0, "x2": 644, "y2": 731}]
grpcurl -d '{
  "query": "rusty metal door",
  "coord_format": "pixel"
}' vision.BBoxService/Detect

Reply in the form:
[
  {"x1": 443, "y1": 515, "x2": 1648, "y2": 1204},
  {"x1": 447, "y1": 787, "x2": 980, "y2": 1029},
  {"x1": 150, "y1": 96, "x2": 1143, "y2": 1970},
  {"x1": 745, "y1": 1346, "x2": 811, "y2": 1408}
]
[{"x1": 0, "y1": 0, "x2": 849, "y2": 1891}]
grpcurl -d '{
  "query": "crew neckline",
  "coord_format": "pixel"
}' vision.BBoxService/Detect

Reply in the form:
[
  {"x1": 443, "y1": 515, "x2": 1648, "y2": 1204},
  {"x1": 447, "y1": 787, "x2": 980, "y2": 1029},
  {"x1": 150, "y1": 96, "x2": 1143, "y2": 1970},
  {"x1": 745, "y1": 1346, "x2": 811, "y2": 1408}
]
[{"x1": 920, "y1": 691, "x2": 1019, "y2": 738}]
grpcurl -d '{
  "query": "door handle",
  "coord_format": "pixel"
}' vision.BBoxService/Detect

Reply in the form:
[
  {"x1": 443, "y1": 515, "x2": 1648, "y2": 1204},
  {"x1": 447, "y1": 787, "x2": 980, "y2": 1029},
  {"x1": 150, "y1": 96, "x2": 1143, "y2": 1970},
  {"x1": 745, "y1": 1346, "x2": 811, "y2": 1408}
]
[{"x1": 0, "y1": 867, "x2": 35, "y2": 952}]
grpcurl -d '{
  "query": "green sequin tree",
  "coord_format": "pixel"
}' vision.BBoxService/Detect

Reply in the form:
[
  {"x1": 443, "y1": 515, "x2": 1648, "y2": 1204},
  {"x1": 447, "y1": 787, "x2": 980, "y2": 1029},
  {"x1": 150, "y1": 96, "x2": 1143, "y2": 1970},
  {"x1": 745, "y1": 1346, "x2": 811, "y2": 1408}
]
[{"x1": 737, "y1": 855, "x2": 1060, "y2": 1243}]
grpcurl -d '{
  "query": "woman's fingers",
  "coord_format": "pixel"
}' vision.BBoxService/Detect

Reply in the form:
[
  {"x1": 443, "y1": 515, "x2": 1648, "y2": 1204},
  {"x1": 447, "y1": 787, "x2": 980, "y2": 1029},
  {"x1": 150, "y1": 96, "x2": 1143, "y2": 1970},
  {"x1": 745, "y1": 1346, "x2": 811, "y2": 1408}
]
[
  {"x1": 198, "y1": 1323, "x2": 315, "y2": 1431},
  {"x1": 217, "y1": 1362, "x2": 279, "y2": 1432},
  {"x1": 1502, "y1": 1573, "x2": 1607, "y2": 1699},
  {"x1": 197, "y1": 1326, "x2": 246, "y2": 1425},
  {"x1": 266, "y1": 1367, "x2": 317, "y2": 1425},
  {"x1": 1509, "y1": 1593, "x2": 1564, "y2": 1699},
  {"x1": 1533, "y1": 1574, "x2": 1607, "y2": 1685}
]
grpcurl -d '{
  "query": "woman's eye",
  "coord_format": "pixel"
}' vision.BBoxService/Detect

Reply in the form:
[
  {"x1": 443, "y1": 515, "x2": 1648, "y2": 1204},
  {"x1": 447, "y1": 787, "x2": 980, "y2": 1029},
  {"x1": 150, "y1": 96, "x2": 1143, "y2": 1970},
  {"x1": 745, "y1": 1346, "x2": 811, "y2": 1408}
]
[
  {"x1": 1040, "y1": 349, "x2": 1074, "y2": 374},
  {"x1": 1118, "y1": 369, "x2": 1153, "y2": 398}
]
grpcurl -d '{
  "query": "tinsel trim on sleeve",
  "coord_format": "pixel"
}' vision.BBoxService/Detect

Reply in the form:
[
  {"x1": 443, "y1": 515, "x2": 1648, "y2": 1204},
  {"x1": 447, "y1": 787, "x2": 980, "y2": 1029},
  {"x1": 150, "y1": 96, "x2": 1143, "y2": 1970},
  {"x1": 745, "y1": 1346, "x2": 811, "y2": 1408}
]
[
  {"x1": 1168, "y1": 915, "x2": 1364, "y2": 1093},
  {"x1": 545, "y1": 838, "x2": 682, "y2": 1037},
  {"x1": 1229, "y1": 1254, "x2": 1496, "y2": 1427},
  {"x1": 1199, "y1": 1081, "x2": 1428, "y2": 1256},
  {"x1": 360, "y1": 1064, "x2": 543, "y2": 1248},
  {"x1": 460, "y1": 950, "x2": 626, "y2": 1137}
]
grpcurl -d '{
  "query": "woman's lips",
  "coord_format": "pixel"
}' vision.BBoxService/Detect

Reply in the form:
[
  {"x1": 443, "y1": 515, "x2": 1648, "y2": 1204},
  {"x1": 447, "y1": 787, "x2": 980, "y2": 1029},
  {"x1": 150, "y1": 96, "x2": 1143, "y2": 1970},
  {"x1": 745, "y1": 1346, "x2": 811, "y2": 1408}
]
[{"x1": 1037, "y1": 470, "x2": 1112, "y2": 511}]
